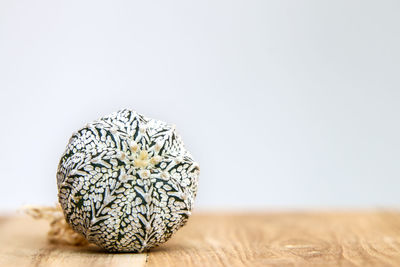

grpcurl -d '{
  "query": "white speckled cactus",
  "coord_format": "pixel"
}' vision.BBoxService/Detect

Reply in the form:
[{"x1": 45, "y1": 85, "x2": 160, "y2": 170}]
[{"x1": 57, "y1": 109, "x2": 199, "y2": 252}]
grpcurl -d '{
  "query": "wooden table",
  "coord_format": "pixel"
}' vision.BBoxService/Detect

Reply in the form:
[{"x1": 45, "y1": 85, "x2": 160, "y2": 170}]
[{"x1": 1, "y1": 211, "x2": 400, "y2": 267}]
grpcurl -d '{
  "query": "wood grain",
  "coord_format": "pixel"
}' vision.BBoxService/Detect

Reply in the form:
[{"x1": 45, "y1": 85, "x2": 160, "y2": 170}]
[{"x1": 1, "y1": 211, "x2": 400, "y2": 267}]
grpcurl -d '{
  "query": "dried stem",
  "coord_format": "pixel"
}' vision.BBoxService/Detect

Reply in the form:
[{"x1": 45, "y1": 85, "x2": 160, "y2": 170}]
[{"x1": 22, "y1": 205, "x2": 88, "y2": 246}]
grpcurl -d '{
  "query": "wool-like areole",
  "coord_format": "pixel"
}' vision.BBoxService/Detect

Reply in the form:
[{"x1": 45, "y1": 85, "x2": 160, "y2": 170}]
[{"x1": 57, "y1": 109, "x2": 200, "y2": 252}]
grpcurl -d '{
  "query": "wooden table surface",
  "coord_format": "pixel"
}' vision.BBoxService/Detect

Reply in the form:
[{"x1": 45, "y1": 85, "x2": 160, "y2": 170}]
[{"x1": 1, "y1": 211, "x2": 400, "y2": 267}]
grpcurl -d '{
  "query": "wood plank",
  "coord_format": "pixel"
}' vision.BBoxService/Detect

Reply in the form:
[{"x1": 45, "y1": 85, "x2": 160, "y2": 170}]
[
  {"x1": 1, "y1": 212, "x2": 400, "y2": 267},
  {"x1": 147, "y1": 212, "x2": 400, "y2": 267}
]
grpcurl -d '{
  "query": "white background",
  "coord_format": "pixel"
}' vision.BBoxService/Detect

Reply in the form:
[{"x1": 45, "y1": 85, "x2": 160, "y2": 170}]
[{"x1": 1, "y1": 0, "x2": 399, "y2": 211}]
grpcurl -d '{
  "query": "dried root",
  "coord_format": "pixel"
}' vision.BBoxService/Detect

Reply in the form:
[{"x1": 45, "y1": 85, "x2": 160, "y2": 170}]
[{"x1": 22, "y1": 205, "x2": 88, "y2": 246}]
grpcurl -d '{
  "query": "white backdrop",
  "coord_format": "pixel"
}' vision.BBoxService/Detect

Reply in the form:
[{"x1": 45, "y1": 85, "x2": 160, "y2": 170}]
[{"x1": 1, "y1": 0, "x2": 399, "y2": 211}]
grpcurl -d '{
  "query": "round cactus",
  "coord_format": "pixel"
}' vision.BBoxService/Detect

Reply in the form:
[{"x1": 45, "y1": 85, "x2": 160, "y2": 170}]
[{"x1": 57, "y1": 109, "x2": 199, "y2": 252}]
